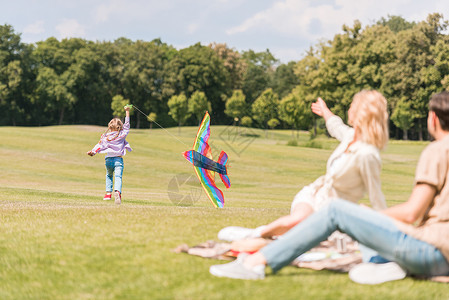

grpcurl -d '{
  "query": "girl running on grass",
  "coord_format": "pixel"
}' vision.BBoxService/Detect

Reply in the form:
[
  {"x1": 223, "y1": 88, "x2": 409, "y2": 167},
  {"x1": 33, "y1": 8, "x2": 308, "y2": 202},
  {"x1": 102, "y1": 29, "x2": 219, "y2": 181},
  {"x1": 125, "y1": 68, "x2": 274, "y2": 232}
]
[{"x1": 87, "y1": 105, "x2": 132, "y2": 205}]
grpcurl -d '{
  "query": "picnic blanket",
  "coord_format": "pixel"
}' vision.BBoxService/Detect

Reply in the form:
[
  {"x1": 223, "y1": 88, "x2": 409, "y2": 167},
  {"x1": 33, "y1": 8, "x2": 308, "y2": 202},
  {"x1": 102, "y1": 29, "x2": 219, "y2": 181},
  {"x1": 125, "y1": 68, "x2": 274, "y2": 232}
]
[
  {"x1": 174, "y1": 232, "x2": 362, "y2": 272},
  {"x1": 175, "y1": 232, "x2": 449, "y2": 282}
]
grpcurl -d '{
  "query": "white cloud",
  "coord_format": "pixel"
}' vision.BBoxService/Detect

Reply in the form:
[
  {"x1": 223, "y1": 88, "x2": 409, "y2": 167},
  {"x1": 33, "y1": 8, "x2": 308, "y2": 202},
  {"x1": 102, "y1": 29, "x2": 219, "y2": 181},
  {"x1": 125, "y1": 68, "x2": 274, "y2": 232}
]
[
  {"x1": 271, "y1": 47, "x2": 308, "y2": 62},
  {"x1": 226, "y1": 0, "x2": 344, "y2": 39},
  {"x1": 187, "y1": 23, "x2": 199, "y2": 34},
  {"x1": 92, "y1": 0, "x2": 174, "y2": 23},
  {"x1": 94, "y1": 4, "x2": 114, "y2": 23},
  {"x1": 225, "y1": 0, "x2": 441, "y2": 43},
  {"x1": 23, "y1": 20, "x2": 45, "y2": 35},
  {"x1": 94, "y1": 0, "x2": 126, "y2": 23},
  {"x1": 55, "y1": 19, "x2": 86, "y2": 39}
]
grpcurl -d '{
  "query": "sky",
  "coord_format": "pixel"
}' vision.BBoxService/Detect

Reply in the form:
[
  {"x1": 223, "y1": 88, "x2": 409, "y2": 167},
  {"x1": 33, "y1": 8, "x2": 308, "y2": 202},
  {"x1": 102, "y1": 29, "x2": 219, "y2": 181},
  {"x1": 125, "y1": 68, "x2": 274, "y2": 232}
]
[{"x1": 1, "y1": 0, "x2": 448, "y2": 63}]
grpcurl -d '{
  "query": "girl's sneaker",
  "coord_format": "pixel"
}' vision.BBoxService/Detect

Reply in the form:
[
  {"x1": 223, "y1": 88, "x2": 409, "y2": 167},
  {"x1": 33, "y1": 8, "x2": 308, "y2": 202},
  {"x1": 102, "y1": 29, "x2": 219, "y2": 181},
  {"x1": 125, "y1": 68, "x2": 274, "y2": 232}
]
[
  {"x1": 103, "y1": 193, "x2": 112, "y2": 201},
  {"x1": 114, "y1": 191, "x2": 121, "y2": 205}
]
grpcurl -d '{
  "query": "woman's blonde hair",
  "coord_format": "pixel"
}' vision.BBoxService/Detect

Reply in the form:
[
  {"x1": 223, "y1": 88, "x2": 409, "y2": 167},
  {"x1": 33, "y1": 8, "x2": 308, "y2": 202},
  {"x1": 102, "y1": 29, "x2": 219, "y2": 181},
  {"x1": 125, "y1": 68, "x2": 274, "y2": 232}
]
[{"x1": 351, "y1": 90, "x2": 389, "y2": 149}]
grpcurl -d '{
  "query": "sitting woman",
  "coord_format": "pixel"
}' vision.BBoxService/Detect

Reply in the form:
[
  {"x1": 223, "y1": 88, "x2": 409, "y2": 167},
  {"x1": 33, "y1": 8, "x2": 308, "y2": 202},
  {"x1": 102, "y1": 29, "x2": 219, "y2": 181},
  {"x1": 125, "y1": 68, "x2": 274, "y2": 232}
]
[{"x1": 219, "y1": 90, "x2": 389, "y2": 244}]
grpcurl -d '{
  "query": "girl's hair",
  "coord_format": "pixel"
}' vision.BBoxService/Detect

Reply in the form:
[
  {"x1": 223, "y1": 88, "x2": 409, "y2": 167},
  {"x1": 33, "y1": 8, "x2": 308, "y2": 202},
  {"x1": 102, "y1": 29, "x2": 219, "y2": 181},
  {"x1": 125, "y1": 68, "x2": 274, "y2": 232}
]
[
  {"x1": 108, "y1": 118, "x2": 123, "y2": 132},
  {"x1": 351, "y1": 90, "x2": 389, "y2": 150},
  {"x1": 103, "y1": 118, "x2": 123, "y2": 141}
]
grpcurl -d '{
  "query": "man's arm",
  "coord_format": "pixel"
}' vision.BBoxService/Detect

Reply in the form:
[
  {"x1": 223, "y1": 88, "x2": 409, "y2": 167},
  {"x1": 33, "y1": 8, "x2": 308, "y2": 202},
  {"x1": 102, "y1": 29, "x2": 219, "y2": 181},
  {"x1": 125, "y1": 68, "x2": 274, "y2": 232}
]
[{"x1": 383, "y1": 183, "x2": 436, "y2": 224}]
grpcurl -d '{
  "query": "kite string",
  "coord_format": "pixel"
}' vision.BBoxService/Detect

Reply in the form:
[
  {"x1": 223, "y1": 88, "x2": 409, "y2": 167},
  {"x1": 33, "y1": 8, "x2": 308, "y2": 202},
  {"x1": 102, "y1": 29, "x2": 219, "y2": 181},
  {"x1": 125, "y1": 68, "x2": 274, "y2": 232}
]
[{"x1": 131, "y1": 104, "x2": 190, "y2": 147}]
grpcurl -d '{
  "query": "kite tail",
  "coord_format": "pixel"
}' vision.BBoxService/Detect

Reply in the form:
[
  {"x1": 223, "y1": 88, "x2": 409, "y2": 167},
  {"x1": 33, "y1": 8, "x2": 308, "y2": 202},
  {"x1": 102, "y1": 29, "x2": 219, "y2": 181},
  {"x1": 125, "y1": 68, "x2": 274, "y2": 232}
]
[{"x1": 218, "y1": 151, "x2": 231, "y2": 188}]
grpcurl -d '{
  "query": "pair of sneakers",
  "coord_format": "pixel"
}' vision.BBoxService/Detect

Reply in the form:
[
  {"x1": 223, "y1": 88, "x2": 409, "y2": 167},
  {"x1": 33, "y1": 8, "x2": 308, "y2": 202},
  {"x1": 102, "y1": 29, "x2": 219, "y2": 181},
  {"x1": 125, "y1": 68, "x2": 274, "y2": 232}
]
[
  {"x1": 210, "y1": 255, "x2": 407, "y2": 284},
  {"x1": 103, "y1": 191, "x2": 121, "y2": 205}
]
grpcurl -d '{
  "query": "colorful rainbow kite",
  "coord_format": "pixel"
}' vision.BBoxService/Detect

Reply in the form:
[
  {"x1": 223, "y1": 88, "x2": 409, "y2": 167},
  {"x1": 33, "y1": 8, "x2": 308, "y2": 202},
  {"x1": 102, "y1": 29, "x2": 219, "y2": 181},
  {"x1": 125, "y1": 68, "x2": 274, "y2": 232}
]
[{"x1": 183, "y1": 112, "x2": 231, "y2": 208}]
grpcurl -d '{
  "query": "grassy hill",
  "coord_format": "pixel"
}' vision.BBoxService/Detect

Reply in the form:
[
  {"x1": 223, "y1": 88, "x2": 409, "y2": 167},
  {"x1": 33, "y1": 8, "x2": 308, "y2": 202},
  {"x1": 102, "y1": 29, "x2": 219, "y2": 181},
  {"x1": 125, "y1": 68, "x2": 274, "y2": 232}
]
[{"x1": 1, "y1": 124, "x2": 447, "y2": 299}]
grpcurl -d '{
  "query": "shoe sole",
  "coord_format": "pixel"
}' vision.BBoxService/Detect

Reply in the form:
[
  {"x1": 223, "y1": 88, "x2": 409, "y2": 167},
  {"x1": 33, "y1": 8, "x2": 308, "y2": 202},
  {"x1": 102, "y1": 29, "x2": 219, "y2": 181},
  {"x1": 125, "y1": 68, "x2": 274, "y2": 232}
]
[
  {"x1": 209, "y1": 265, "x2": 225, "y2": 277},
  {"x1": 209, "y1": 264, "x2": 264, "y2": 280},
  {"x1": 114, "y1": 192, "x2": 121, "y2": 205},
  {"x1": 209, "y1": 265, "x2": 248, "y2": 279}
]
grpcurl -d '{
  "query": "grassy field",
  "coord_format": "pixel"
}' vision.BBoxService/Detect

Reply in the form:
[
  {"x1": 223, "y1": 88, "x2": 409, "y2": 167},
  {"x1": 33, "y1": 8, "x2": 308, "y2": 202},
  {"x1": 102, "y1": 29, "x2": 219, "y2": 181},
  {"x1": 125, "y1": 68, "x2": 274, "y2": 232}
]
[{"x1": 0, "y1": 124, "x2": 448, "y2": 300}]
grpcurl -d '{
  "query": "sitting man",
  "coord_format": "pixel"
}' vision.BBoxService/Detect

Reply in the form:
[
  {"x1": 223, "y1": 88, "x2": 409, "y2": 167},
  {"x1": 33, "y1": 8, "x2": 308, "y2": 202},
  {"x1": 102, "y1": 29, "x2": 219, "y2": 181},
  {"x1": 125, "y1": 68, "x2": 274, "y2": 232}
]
[{"x1": 210, "y1": 91, "x2": 449, "y2": 284}]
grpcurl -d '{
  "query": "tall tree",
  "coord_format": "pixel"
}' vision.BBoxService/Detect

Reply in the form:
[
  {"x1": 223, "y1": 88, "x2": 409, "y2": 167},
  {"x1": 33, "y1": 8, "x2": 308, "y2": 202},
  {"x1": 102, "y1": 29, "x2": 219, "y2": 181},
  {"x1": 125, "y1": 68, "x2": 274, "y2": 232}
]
[
  {"x1": 172, "y1": 43, "x2": 231, "y2": 123},
  {"x1": 111, "y1": 95, "x2": 130, "y2": 118},
  {"x1": 188, "y1": 90, "x2": 211, "y2": 125},
  {"x1": 272, "y1": 61, "x2": 300, "y2": 99},
  {"x1": 209, "y1": 43, "x2": 247, "y2": 90},
  {"x1": 35, "y1": 66, "x2": 76, "y2": 125},
  {"x1": 33, "y1": 38, "x2": 88, "y2": 124},
  {"x1": 224, "y1": 89, "x2": 247, "y2": 125},
  {"x1": 251, "y1": 88, "x2": 279, "y2": 132},
  {"x1": 382, "y1": 14, "x2": 448, "y2": 139},
  {"x1": 167, "y1": 93, "x2": 190, "y2": 133},
  {"x1": 377, "y1": 15, "x2": 416, "y2": 33},
  {"x1": 391, "y1": 99, "x2": 416, "y2": 140},
  {"x1": 279, "y1": 88, "x2": 312, "y2": 137},
  {"x1": 112, "y1": 39, "x2": 176, "y2": 128},
  {"x1": 241, "y1": 49, "x2": 278, "y2": 104},
  {"x1": 0, "y1": 24, "x2": 29, "y2": 126}
]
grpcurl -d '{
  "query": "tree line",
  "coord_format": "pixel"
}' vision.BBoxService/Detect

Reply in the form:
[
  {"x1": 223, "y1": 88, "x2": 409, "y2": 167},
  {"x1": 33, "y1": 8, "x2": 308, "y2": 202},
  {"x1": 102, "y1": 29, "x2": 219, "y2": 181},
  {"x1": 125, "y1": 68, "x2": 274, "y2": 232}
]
[{"x1": 1, "y1": 13, "x2": 448, "y2": 140}]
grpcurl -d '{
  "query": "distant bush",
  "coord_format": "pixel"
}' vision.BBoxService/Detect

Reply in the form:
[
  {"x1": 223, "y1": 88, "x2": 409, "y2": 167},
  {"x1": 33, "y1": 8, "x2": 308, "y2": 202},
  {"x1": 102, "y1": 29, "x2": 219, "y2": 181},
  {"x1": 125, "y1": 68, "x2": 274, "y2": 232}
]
[
  {"x1": 287, "y1": 139, "x2": 298, "y2": 147},
  {"x1": 241, "y1": 116, "x2": 253, "y2": 127},
  {"x1": 303, "y1": 140, "x2": 323, "y2": 149}
]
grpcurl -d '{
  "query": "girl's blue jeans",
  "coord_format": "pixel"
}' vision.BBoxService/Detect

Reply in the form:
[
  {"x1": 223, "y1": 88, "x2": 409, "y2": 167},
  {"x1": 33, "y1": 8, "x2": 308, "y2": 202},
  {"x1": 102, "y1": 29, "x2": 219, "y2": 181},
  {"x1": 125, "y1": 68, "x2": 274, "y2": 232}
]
[
  {"x1": 260, "y1": 199, "x2": 449, "y2": 276},
  {"x1": 105, "y1": 157, "x2": 124, "y2": 193}
]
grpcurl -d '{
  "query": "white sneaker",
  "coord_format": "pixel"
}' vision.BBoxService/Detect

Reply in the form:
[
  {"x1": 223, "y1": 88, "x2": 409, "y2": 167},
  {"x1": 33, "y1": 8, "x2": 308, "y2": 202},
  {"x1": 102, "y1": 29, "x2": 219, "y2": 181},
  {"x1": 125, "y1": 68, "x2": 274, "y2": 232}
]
[
  {"x1": 218, "y1": 225, "x2": 266, "y2": 241},
  {"x1": 349, "y1": 262, "x2": 407, "y2": 284},
  {"x1": 209, "y1": 253, "x2": 265, "y2": 280}
]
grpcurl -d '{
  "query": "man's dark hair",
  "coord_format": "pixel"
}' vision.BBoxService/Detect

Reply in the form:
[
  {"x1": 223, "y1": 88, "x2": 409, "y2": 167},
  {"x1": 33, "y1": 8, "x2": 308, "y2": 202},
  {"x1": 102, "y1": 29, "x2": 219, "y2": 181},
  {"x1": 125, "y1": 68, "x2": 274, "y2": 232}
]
[{"x1": 430, "y1": 91, "x2": 449, "y2": 131}]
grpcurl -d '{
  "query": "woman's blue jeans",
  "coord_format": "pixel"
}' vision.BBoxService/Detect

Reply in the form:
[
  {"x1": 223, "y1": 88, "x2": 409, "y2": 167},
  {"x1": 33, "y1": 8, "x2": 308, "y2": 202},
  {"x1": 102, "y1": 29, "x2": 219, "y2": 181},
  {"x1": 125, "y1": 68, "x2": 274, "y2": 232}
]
[
  {"x1": 105, "y1": 157, "x2": 124, "y2": 193},
  {"x1": 260, "y1": 199, "x2": 449, "y2": 276}
]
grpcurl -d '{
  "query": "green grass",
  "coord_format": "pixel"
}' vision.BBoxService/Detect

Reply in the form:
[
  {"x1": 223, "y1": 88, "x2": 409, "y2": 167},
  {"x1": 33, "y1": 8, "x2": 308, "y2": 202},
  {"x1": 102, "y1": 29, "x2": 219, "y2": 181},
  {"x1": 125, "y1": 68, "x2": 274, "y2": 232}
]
[{"x1": 0, "y1": 125, "x2": 447, "y2": 300}]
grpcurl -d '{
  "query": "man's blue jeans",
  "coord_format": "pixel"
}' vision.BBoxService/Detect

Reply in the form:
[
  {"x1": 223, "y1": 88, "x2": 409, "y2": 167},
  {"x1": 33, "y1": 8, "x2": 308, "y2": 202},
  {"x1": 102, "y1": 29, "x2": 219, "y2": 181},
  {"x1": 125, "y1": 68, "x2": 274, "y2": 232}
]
[
  {"x1": 105, "y1": 157, "x2": 124, "y2": 193},
  {"x1": 260, "y1": 199, "x2": 449, "y2": 276}
]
